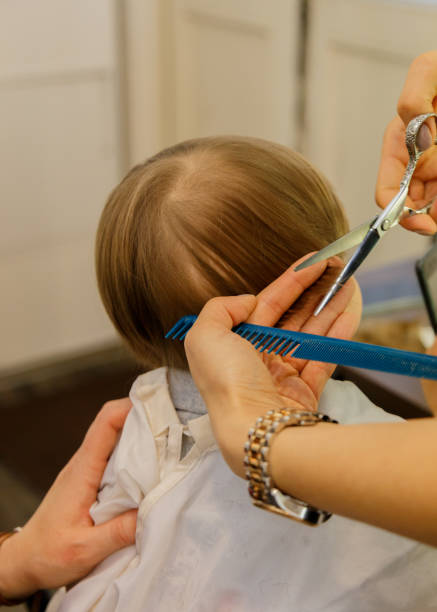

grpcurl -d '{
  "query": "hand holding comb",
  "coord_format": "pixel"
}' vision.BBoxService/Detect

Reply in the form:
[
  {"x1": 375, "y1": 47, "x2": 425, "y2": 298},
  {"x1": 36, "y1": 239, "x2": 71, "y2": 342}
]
[{"x1": 167, "y1": 315, "x2": 437, "y2": 380}]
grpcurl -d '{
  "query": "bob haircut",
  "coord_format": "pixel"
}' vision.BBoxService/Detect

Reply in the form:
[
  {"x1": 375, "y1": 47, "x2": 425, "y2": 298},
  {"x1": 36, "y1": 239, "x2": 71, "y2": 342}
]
[{"x1": 96, "y1": 136, "x2": 348, "y2": 369}]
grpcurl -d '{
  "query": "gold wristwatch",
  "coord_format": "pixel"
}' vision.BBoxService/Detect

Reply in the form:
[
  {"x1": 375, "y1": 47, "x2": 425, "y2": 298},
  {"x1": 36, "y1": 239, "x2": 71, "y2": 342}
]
[{"x1": 244, "y1": 408, "x2": 337, "y2": 526}]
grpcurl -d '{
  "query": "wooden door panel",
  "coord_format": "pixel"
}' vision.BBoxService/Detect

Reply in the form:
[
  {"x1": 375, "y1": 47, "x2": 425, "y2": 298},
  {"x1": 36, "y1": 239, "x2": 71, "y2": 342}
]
[
  {"x1": 305, "y1": 0, "x2": 437, "y2": 268},
  {"x1": 166, "y1": 0, "x2": 300, "y2": 147}
]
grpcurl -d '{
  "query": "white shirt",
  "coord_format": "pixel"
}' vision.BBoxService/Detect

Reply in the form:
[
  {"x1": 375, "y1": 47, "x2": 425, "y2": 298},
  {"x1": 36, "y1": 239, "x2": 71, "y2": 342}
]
[{"x1": 51, "y1": 369, "x2": 437, "y2": 612}]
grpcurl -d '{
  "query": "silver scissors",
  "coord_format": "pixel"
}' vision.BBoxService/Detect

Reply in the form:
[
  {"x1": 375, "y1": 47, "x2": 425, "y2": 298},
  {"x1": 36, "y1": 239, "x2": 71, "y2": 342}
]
[{"x1": 295, "y1": 113, "x2": 437, "y2": 315}]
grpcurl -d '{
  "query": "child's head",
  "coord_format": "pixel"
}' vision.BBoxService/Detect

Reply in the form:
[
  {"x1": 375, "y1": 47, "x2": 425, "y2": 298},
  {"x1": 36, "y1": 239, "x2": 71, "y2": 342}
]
[{"x1": 96, "y1": 136, "x2": 348, "y2": 369}]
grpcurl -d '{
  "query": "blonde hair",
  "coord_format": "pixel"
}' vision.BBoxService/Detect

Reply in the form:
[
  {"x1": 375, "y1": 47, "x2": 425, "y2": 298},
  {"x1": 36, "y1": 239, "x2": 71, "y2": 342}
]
[{"x1": 96, "y1": 136, "x2": 348, "y2": 369}]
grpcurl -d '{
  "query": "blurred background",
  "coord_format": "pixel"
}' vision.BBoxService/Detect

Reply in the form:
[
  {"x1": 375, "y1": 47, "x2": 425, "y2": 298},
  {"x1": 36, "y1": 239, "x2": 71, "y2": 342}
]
[{"x1": 1, "y1": 0, "x2": 437, "y2": 543}]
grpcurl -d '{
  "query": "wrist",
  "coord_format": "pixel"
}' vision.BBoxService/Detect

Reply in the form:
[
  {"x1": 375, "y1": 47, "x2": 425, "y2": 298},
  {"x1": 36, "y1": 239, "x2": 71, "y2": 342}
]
[
  {"x1": 269, "y1": 421, "x2": 333, "y2": 501},
  {"x1": 207, "y1": 390, "x2": 299, "y2": 479},
  {"x1": 206, "y1": 394, "x2": 250, "y2": 478},
  {"x1": 0, "y1": 530, "x2": 38, "y2": 601}
]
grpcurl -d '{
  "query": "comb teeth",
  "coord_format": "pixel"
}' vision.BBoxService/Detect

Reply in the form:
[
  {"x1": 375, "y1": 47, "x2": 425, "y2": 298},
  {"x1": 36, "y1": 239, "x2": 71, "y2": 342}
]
[
  {"x1": 272, "y1": 338, "x2": 291, "y2": 354},
  {"x1": 234, "y1": 326, "x2": 300, "y2": 357},
  {"x1": 253, "y1": 334, "x2": 267, "y2": 349},
  {"x1": 166, "y1": 315, "x2": 437, "y2": 380},
  {"x1": 267, "y1": 337, "x2": 284, "y2": 354},
  {"x1": 283, "y1": 340, "x2": 300, "y2": 357},
  {"x1": 260, "y1": 334, "x2": 278, "y2": 353},
  {"x1": 165, "y1": 315, "x2": 197, "y2": 340}
]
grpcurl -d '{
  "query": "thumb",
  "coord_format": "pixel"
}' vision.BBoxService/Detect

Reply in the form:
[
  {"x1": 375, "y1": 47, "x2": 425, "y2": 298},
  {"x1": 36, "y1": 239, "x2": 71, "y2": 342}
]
[
  {"x1": 195, "y1": 294, "x2": 257, "y2": 330},
  {"x1": 397, "y1": 51, "x2": 437, "y2": 140},
  {"x1": 184, "y1": 295, "x2": 260, "y2": 399},
  {"x1": 88, "y1": 509, "x2": 138, "y2": 563},
  {"x1": 185, "y1": 294, "x2": 257, "y2": 357}
]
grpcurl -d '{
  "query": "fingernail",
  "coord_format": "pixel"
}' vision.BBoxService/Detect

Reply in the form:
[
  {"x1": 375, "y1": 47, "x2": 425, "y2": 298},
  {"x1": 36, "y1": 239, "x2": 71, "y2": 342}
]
[{"x1": 417, "y1": 124, "x2": 433, "y2": 151}]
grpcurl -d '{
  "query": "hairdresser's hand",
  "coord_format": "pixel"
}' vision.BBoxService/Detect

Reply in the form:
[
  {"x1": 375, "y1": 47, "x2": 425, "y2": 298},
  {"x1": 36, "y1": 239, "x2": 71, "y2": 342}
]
[
  {"x1": 185, "y1": 255, "x2": 361, "y2": 477},
  {"x1": 376, "y1": 51, "x2": 437, "y2": 235},
  {"x1": 0, "y1": 399, "x2": 137, "y2": 601}
]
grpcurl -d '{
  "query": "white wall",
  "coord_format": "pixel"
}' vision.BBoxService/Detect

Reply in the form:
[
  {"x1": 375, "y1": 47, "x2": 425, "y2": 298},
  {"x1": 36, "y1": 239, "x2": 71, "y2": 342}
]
[
  {"x1": 0, "y1": 0, "x2": 122, "y2": 372},
  {"x1": 124, "y1": 0, "x2": 302, "y2": 165}
]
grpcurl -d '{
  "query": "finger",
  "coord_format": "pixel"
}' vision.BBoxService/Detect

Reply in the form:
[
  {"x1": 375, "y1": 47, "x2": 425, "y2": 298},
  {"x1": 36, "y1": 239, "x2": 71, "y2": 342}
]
[
  {"x1": 247, "y1": 253, "x2": 328, "y2": 326},
  {"x1": 300, "y1": 280, "x2": 362, "y2": 400},
  {"x1": 375, "y1": 117, "x2": 408, "y2": 210},
  {"x1": 184, "y1": 295, "x2": 259, "y2": 390},
  {"x1": 377, "y1": 189, "x2": 437, "y2": 234},
  {"x1": 375, "y1": 117, "x2": 437, "y2": 234},
  {"x1": 194, "y1": 294, "x2": 256, "y2": 330},
  {"x1": 284, "y1": 276, "x2": 355, "y2": 374},
  {"x1": 428, "y1": 195, "x2": 437, "y2": 226},
  {"x1": 376, "y1": 117, "x2": 437, "y2": 204},
  {"x1": 397, "y1": 51, "x2": 437, "y2": 138},
  {"x1": 301, "y1": 277, "x2": 355, "y2": 335},
  {"x1": 87, "y1": 508, "x2": 138, "y2": 564},
  {"x1": 400, "y1": 213, "x2": 437, "y2": 235},
  {"x1": 185, "y1": 294, "x2": 282, "y2": 417},
  {"x1": 277, "y1": 257, "x2": 344, "y2": 332},
  {"x1": 185, "y1": 294, "x2": 257, "y2": 355},
  {"x1": 263, "y1": 354, "x2": 317, "y2": 411},
  {"x1": 75, "y1": 399, "x2": 132, "y2": 489},
  {"x1": 414, "y1": 151, "x2": 437, "y2": 182}
]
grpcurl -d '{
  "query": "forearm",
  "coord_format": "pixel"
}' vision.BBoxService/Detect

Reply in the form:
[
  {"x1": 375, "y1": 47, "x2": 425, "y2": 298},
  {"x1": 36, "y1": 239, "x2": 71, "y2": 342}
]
[
  {"x1": 270, "y1": 418, "x2": 437, "y2": 545},
  {"x1": 188, "y1": 293, "x2": 437, "y2": 545}
]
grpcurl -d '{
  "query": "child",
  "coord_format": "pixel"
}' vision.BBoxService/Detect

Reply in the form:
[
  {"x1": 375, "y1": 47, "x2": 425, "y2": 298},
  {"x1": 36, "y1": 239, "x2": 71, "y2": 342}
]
[{"x1": 53, "y1": 137, "x2": 437, "y2": 611}]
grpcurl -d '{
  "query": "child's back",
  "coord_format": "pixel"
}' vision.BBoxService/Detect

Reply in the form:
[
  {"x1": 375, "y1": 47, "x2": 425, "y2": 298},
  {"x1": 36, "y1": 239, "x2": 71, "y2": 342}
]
[{"x1": 51, "y1": 137, "x2": 437, "y2": 611}]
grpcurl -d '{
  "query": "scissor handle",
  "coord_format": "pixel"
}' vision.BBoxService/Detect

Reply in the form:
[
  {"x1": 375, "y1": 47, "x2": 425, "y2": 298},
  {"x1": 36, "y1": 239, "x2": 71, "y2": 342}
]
[
  {"x1": 401, "y1": 113, "x2": 437, "y2": 188},
  {"x1": 405, "y1": 112, "x2": 437, "y2": 159},
  {"x1": 311, "y1": 114, "x2": 437, "y2": 316},
  {"x1": 374, "y1": 113, "x2": 437, "y2": 232}
]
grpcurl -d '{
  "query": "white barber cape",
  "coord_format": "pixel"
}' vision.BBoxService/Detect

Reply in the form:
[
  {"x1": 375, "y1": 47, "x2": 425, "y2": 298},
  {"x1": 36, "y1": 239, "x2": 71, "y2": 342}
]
[{"x1": 51, "y1": 368, "x2": 437, "y2": 612}]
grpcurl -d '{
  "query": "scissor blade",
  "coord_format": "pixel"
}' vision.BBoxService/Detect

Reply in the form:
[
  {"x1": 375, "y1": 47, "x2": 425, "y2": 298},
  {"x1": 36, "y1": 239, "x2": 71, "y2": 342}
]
[
  {"x1": 314, "y1": 227, "x2": 381, "y2": 315},
  {"x1": 294, "y1": 217, "x2": 376, "y2": 272}
]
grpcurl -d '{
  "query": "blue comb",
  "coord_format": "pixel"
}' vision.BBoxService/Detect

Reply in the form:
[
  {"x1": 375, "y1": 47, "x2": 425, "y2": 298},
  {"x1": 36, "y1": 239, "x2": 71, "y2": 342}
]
[{"x1": 166, "y1": 315, "x2": 437, "y2": 380}]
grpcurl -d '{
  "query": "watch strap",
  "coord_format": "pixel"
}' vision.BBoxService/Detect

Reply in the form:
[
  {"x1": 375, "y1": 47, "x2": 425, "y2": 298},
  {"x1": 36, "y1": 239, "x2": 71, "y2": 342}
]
[{"x1": 244, "y1": 408, "x2": 337, "y2": 526}]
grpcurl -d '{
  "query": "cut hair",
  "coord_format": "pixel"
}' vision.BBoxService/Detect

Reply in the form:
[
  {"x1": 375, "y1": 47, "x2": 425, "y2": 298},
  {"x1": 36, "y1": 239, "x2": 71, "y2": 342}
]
[{"x1": 96, "y1": 136, "x2": 348, "y2": 369}]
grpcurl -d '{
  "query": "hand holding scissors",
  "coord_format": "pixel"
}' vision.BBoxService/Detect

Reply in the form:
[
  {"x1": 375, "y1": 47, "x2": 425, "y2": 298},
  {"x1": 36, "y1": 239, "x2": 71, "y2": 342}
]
[
  {"x1": 296, "y1": 113, "x2": 437, "y2": 315},
  {"x1": 376, "y1": 115, "x2": 437, "y2": 235},
  {"x1": 377, "y1": 50, "x2": 437, "y2": 236}
]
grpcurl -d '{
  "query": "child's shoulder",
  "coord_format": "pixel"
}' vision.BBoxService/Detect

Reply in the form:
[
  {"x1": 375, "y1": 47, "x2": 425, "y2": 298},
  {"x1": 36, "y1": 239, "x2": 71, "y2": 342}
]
[
  {"x1": 90, "y1": 368, "x2": 171, "y2": 526},
  {"x1": 130, "y1": 366, "x2": 169, "y2": 400}
]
